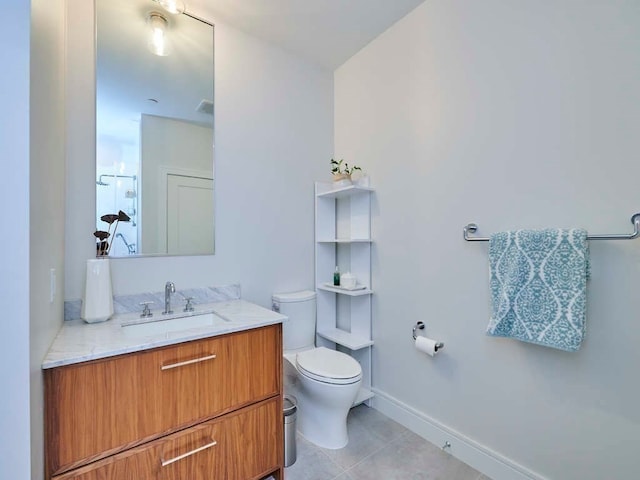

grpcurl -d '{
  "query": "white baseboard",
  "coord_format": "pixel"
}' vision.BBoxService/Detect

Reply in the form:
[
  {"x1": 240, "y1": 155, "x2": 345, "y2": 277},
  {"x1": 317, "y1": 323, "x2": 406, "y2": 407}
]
[{"x1": 371, "y1": 388, "x2": 546, "y2": 480}]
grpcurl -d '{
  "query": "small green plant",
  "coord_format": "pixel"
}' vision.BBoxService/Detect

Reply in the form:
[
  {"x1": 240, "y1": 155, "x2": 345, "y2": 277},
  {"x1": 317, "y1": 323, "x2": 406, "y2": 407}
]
[
  {"x1": 330, "y1": 158, "x2": 361, "y2": 176},
  {"x1": 94, "y1": 210, "x2": 130, "y2": 256}
]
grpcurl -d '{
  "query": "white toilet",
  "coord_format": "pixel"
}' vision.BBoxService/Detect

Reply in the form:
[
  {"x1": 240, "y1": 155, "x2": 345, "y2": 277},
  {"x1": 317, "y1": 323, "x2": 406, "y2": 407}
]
[{"x1": 273, "y1": 290, "x2": 362, "y2": 450}]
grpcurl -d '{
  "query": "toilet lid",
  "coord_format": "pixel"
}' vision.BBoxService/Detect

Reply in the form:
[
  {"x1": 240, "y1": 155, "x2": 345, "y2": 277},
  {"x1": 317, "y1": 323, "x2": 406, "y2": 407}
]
[{"x1": 296, "y1": 347, "x2": 362, "y2": 385}]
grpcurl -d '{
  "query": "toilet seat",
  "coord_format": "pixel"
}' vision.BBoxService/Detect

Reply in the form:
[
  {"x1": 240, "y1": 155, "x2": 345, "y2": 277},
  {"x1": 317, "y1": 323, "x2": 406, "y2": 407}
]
[{"x1": 296, "y1": 347, "x2": 362, "y2": 385}]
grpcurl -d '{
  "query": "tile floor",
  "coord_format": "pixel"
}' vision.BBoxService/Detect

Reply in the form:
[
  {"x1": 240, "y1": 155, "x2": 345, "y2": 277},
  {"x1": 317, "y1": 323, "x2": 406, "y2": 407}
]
[{"x1": 284, "y1": 405, "x2": 491, "y2": 480}]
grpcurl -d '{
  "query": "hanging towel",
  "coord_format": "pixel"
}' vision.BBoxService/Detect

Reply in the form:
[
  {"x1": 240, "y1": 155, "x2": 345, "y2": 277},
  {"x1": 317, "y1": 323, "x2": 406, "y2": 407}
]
[{"x1": 486, "y1": 228, "x2": 590, "y2": 352}]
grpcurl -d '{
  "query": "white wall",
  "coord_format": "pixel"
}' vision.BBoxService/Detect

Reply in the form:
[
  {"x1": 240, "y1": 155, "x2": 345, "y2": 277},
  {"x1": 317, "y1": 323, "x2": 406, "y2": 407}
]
[
  {"x1": 0, "y1": 1, "x2": 32, "y2": 479},
  {"x1": 335, "y1": 1, "x2": 640, "y2": 479},
  {"x1": 30, "y1": 1, "x2": 67, "y2": 479},
  {"x1": 65, "y1": 3, "x2": 333, "y2": 308},
  {"x1": 65, "y1": 0, "x2": 95, "y2": 298}
]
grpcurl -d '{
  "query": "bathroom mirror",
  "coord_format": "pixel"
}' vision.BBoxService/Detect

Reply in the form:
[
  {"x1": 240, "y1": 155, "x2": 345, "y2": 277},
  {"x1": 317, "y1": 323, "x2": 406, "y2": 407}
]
[{"x1": 96, "y1": 0, "x2": 214, "y2": 256}]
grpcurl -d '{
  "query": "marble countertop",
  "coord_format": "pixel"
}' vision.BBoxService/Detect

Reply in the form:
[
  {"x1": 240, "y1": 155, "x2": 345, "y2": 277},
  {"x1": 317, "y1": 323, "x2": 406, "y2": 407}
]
[{"x1": 43, "y1": 299, "x2": 287, "y2": 369}]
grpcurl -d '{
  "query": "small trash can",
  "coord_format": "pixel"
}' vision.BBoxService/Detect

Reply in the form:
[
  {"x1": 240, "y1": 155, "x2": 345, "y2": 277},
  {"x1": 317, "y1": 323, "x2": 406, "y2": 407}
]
[{"x1": 283, "y1": 395, "x2": 297, "y2": 467}]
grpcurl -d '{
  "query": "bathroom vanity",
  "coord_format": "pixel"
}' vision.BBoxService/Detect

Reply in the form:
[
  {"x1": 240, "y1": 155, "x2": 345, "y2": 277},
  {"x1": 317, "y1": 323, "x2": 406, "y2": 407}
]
[{"x1": 43, "y1": 300, "x2": 285, "y2": 480}]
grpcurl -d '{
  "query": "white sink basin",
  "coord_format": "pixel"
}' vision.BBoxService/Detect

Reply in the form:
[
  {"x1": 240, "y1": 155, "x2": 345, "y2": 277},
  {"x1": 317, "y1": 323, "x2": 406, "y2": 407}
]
[{"x1": 121, "y1": 312, "x2": 229, "y2": 337}]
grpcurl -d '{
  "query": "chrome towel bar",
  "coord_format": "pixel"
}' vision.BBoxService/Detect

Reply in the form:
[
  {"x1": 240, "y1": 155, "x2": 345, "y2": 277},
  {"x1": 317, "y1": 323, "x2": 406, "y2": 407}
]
[{"x1": 463, "y1": 213, "x2": 640, "y2": 242}]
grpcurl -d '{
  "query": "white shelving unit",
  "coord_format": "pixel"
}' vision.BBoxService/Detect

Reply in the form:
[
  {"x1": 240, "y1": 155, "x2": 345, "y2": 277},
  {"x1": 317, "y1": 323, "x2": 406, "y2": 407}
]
[{"x1": 314, "y1": 182, "x2": 374, "y2": 406}]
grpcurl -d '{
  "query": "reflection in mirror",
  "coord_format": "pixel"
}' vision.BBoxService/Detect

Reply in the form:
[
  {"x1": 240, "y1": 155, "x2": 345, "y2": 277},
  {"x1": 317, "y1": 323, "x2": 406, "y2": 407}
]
[{"x1": 96, "y1": 0, "x2": 214, "y2": 257}]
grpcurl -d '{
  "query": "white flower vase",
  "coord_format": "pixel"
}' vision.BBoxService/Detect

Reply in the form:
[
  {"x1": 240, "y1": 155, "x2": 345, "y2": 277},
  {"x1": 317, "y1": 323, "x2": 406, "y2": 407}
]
[{"x1": 81, "y1": 258, "x2": 114, "y2": 323}]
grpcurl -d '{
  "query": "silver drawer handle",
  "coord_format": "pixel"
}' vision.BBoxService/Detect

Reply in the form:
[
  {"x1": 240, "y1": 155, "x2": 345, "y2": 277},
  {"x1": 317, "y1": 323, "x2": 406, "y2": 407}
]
[
  {"x1": 161, "y1": 354, "x2": 217, "y2": 371},
  {"x1": 161, "y1": 440, "x2": 217, "y2": 467}
]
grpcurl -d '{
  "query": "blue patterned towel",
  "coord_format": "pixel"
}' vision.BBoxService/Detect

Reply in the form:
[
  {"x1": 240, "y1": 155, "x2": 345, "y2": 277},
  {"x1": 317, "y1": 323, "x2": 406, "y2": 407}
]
[{"x1": 487, "y1": 229, "x2": 590, "y2": 352}]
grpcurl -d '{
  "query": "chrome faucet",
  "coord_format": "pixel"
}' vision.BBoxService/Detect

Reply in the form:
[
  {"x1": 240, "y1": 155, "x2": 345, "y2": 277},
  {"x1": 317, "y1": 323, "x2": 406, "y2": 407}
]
[{"x1": 163, "y1": 281, "x2": 175, "y2": 314}]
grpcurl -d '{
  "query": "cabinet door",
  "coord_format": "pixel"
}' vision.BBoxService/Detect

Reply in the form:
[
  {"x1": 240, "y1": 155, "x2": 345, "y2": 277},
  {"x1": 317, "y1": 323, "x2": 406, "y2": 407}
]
[
  {"x1": 52, "y1": 398, "x2": 281, "y2": 480},
  {"x1": 224, "y1": 397, "x2": 282, "y2": 480},
  {"x1": 45, "y1": 344, "x2": 164, "y2": 475},
  {"x1": 46, "y1": 325, "x2": 281, "y2": 476}
]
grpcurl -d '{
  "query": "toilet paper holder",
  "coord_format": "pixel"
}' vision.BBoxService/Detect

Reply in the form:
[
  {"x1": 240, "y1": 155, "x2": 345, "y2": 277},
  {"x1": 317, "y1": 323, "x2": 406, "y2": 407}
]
[{"x1": 412, "y1": 321, "x2": 445, "y2": 352}]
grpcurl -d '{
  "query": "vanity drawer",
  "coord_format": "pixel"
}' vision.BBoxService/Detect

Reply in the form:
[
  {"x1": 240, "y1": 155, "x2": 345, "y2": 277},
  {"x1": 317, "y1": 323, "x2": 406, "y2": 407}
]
[
  {"x1": 52, "y1": 397, "x2": 281, "y2": 480},
  {"x1": 158, "y1": 323, "x2": 281, "y2": 430},
  {"x1": 45, "y1": 324, "x2": 281, "y2": 476}
]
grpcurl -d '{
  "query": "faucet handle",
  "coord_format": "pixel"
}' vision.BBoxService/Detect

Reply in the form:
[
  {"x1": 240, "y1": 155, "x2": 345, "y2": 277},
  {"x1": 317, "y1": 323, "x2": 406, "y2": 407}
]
[
  {"x1": 182, "y1": 296, "x2": 195, "y2": 312},
  {"x1": 139, "y1": 301, "x2": 154, "y2": 318}
]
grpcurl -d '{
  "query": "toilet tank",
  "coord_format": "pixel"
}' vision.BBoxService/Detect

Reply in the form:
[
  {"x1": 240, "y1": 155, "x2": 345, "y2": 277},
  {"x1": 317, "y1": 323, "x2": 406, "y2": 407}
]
[{"x1": 273, "y1": 290, "x2": 317, "y2": 352}]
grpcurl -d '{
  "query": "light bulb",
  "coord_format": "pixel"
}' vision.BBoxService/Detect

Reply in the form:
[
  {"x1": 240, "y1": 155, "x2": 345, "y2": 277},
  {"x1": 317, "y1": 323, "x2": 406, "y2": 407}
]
[
  {"x1": 155, "y1": 0, "x2": 186, "y2": 15},
  {"x1": 147, "y1": 13, "x2": 171, "y2": 56}
]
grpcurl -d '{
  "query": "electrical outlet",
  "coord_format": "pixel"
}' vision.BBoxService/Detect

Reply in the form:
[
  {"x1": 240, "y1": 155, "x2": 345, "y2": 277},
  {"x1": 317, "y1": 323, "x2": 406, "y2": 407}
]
[{"x1": 50, "y1": 268, "x2": 56, "y2": 304}]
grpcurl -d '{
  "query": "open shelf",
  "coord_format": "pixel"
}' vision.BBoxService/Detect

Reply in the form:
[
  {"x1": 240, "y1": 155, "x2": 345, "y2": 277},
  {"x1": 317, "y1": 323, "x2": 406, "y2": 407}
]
[
  {"x1": 317, "y1": 284, "x2": 373, "y2": 296},
  {"x1": 316, "y1": 238, "x2": 372, "y2": 243},
  {"x1": 317, "y1": 328, "x2": 374, "y2": 350},
  {"x1": 316, "y1": 184, "x2": 374, "y2": 199},
  {"x1": 315, "y1": 182, "x2": 374, "y2": 407}
]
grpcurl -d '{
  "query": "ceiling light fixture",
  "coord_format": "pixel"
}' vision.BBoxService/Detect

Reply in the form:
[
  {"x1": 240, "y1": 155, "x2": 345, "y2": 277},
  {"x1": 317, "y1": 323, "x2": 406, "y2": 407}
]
[
  {"x1": 147, "y1": 12, "x2": 171, "y2": 56},
  {"x1": 153, "y1": 0, "x2": 186, "y2": 15}
]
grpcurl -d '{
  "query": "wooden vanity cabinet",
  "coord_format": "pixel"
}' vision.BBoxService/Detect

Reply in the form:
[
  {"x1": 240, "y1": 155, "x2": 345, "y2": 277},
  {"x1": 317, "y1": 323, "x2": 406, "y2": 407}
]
[{"x1": 45, "y1": 324, "x2": 283, "y2": 480}]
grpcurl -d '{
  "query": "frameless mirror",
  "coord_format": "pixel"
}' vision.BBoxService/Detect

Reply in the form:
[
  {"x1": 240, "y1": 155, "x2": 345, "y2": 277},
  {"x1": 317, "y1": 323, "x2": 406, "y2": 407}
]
[{"x1": 96, "y1": 0, "x2": 214, "y2": 256}]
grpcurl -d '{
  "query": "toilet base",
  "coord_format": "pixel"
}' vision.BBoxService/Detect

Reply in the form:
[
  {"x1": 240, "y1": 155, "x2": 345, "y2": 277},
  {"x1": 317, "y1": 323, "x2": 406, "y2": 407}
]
[
  {"x1": 295, "y1": 372, "x2": 361, "y2": 450},
  {"x1": 298, "y1": 410, "x2": 349, "y2": 449}
]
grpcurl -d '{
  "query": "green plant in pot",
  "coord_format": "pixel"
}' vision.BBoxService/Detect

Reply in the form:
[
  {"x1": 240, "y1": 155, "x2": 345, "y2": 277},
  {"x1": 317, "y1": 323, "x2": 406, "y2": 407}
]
[{"x1": 330, "y1": 158, "x2": 361, "y2": 183}]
